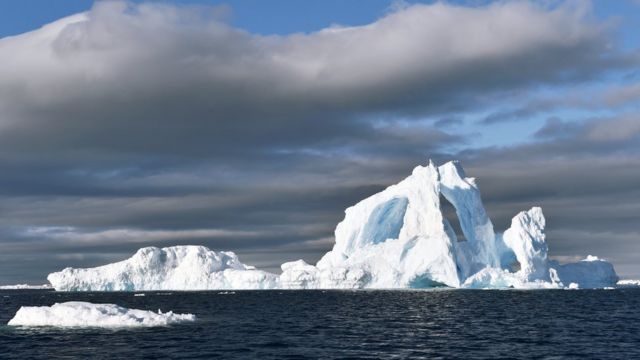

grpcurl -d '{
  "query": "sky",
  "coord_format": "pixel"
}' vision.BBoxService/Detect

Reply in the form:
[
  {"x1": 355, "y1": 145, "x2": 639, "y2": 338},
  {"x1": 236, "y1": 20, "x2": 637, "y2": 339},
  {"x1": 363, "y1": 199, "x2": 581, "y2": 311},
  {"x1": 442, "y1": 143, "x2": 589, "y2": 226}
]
[{"x1": 0, "y1": 0, "x2": 639, "y2": 284}]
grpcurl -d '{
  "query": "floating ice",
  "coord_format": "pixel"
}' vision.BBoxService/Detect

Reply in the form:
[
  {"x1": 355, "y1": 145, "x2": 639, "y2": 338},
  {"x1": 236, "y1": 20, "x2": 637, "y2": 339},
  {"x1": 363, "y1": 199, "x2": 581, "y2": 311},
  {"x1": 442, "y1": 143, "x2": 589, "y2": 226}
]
[
  {"x1": 48, "y1": 246, "x2": 277, "y2": 291},
  {"x1": 7, "y1": 301, "x2": 195, "y2": 327},
  {"x1": 47, "y1": 161, "x2": 619, "y2": 290},
  {"x1": 617, "y1": 279, "x2": 640, "y2": 287},
  {"x1": 0, "y1": 284, "x2": 52, "y2": 290},
  {"x1": 308, "y1": 161, "x2": 462, "y2": 288},
  {"x1": 551, "y1": 256, "x2": 620, "y2": 289},
  {"x1": 500, "y1": 207, "x2": 550, "y2": 282}
]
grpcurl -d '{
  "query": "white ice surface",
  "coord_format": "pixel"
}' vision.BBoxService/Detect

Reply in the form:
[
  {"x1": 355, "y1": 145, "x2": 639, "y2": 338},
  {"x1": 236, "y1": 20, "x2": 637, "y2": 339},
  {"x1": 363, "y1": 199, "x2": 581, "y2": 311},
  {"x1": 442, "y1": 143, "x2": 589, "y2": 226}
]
[
  {"x1": 462, "y1": 267, "x2": 560, "y2": 289},
  {"x1": 501, "y1": 207, "x2": 550, "y2": 282},
  {"x1": 309, "y1": 161, "x2": 461, "y2": 288},
  {"x1": 46, "y1": 161, "x2": 620, "y2": 291},
  {"x1": 7, "y1": 301, "x2": 195, "y2": 327},
  {"x1": 551, "y1": 256, "x2": 618, "y2": 289},
  {"x1": 0, "y1": 284, "x2": 52, "y2": 290},
  {"x1": 617, "y1": 279, "x2": 640, "y2": 287},
  {"x1": 48, "y1": 246, "x2": 278, "y2": 291},
  {"x1": 438, "y1": 161, "x2": 498, "y2": 275}
]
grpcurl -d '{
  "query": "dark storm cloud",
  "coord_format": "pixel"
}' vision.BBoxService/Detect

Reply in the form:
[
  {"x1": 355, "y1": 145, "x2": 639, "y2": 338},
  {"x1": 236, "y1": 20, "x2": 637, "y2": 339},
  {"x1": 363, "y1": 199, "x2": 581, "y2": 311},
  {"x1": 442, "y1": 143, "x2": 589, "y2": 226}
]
[
  {"x1": 0, "y1": 1, "x2": 617, "y2": 161},
  {"x1": 0, "y1": 1, "x2": 638, "y2": 283}
]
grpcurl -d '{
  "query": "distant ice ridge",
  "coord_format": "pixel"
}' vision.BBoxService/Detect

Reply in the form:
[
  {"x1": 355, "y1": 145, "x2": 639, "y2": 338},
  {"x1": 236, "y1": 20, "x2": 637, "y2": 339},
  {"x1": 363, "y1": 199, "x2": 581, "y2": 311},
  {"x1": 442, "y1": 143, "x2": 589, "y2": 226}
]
[
  {"x1": 616, "y1": 279, "x2": 640, "y2": 287},
  {"x1": 0, "y1": 284, "x2": 52, "y2": 290},
  {"x1": 7, "y1": 301, "x2": 195, "y2": 327},
  {"x1": 48, "y1": 161, "x2": 619, "y2": 291}
]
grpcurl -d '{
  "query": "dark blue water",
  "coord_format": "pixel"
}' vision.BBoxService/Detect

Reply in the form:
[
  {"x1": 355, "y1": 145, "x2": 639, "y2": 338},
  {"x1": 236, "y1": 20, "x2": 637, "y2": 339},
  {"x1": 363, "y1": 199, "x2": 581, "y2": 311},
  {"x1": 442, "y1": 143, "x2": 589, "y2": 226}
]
[{"x1": 1, "y1": 289, "x2": 639, "y2": 359}]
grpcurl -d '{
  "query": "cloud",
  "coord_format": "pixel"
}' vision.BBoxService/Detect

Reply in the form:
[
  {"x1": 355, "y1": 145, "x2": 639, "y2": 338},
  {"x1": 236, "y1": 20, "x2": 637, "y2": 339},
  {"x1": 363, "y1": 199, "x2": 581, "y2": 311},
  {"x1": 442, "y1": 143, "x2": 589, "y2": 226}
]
[
  {"x1": 21, "y1": 226, "x2": 259, "y2": 244},
  {"x1": 585, "y1": 114, "x2": 640, "y2": 141},
  {"x1": 480, "y1": 80, "x2": 640, "y2": 125},
  {"x1": 0, "y1": 1, "x2": 615, "y2": 161},
  {"x1": 0, "y1": 0, "x2": 620, "y2": 198},
  {"x1": 533, "y1": 117, "x2": 583, "y2": 139},
  {"x1": 603, "y1": 83, "x2": 640, "y2": 106}
]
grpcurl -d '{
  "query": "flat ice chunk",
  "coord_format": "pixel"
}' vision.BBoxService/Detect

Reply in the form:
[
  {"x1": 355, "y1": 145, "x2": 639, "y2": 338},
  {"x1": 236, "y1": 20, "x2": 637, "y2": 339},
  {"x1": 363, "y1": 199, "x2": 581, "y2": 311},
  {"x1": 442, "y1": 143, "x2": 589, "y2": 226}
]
[
  {"x1": 7, "y1": 301, "x2": 195, "y2": 327},
  {"x1": 0, "y1": 284, "x2": 52, "y2": 290},
  {"x1": 48, "y1": 246, "x2": 278, "y2": 291},
  {"x1": 551, "y1": 256, "x2": 618, "y2": 289},
  {"x1": 617, "y1": 279, "x2": 640, "y2": 287},
  {"x1": 462, "y1": 267, "x2": 559, "y2": 289}
]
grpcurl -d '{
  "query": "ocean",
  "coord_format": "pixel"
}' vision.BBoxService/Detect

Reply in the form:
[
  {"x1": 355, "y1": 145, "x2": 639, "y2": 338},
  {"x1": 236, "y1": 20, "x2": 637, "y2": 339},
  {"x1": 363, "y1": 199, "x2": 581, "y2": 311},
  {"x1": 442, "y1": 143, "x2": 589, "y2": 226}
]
[{"x1": 1, "y1": 288, "x2": 639, "y2": 359}]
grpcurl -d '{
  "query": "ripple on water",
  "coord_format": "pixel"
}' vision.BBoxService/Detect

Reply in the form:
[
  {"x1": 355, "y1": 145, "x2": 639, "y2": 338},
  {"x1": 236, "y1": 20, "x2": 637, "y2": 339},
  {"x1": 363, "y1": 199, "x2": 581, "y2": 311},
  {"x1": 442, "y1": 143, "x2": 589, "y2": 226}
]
[{"x1": 0, "y1": 289, "x2": 639, "y2": 359}]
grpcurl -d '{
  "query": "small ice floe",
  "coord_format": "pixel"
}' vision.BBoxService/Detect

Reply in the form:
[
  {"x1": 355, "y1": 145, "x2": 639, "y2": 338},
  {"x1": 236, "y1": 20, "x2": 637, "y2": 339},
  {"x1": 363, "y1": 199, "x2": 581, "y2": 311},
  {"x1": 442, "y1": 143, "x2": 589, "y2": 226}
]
[
  {"x1": 7, "y1": 301, "x2": 195, "y2": 328},
  {"x1": 217, "y1": 291, "x2": 235, "y2": 295},
  {"x1": 134, "y1": 293, "x2": 146, "y2": 297}
]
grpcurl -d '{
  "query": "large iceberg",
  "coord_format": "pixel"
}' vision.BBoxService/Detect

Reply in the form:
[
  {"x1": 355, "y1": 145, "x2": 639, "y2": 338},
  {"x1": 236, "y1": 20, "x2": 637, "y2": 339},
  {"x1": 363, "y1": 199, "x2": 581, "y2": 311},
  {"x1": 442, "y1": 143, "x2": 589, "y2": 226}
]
[
  {"x1": 8, "y1": 301, "x2": 195, "y2": 327},
  {"x1": 48, "y1": 161, "x2": 619, "y2": 291}
]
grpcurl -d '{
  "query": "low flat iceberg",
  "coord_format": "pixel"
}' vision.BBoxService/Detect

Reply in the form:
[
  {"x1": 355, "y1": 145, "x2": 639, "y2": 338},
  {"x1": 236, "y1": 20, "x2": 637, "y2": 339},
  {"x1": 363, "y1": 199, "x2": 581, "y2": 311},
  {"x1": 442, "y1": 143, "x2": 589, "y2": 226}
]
[
  {"x1": 617, "y1": 279, "x2": 640, "y2": 287},
  {"x1": 0, "y1": 284, "x2": 52, "y2": 290},
  {"x1": 48, "y1": 246, "x2": 277, "y2": 291},
  {"x1": 7, "y1": 301, "x2": 195, "y2": 327},
  {"x1": 47, "y1": 160, "x2": 620, "y2": 291}
]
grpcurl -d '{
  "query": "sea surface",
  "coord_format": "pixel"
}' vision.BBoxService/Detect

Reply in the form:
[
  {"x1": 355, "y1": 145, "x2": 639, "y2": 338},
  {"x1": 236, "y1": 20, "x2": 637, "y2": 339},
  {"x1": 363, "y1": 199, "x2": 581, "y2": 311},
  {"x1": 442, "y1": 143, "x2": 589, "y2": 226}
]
[{"x1": 1, "y1": 289, "x2": 639, "y2": 359}]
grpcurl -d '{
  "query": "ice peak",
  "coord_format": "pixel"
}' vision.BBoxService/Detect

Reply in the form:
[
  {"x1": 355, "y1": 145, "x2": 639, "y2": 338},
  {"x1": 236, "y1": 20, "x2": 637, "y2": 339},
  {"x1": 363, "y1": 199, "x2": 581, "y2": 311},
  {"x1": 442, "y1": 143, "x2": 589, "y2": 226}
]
[
  {"x1": 443, "y1": 160, "x2": 467, "y2": 179},
  {"x1": 438, "y1": 160, "x2": 499, "y2": 271}
]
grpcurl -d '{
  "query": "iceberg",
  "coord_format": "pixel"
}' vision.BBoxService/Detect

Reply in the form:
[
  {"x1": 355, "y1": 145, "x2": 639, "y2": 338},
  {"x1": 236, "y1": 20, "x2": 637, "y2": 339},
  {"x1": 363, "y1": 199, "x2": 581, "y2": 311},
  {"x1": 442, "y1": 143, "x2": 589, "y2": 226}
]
[
  {"x1": 500, "y1": 207, "x2": 550, "y2": 282},
  {"x1": 617, "y1": 279, "x2": 640, "y2": 287},
  {"x1": 551, "y1": 256, "x2": 620, "y2": 289},
  {"x1": 47, "y1": 160, "x2": 619, "y2": 291},
  {"x1": 7, "y1": 301, "x2": 195, "y2": 327},
  {"x1": 0, "y1": 284, "x2": 52, "y2": 290},
  {"x1": 307, "y1": 162, "x2": 462, "y2": 288},
  {"x1": 48, "y1": 246, "x2": 278, "y2": 291}
]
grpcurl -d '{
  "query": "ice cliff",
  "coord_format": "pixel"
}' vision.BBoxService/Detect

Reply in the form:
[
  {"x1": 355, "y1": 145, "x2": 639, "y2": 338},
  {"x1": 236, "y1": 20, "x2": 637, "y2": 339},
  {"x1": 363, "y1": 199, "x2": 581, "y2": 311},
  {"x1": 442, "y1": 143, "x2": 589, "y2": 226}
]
[{"x1": 48, "y1": 161, "x2": 619, "y2": 291}]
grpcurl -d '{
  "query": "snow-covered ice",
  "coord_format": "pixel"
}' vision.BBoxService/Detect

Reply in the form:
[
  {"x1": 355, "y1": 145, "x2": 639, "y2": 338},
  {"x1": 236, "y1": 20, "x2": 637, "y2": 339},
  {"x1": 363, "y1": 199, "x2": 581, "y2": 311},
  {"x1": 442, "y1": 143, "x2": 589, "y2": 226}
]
[
  {"x1": 308, "y1": 161, "x2": 462, "y2": 288},
  {"x1": 47, "y1": 160, "x2": 620, "y2": 291},
  {"x1": 551, "y1": 256, "x2": 619, "y2": 289},
  {"x1": 7, "y1": 301, "x2": 195, "y2": 327},
  {"x1": 617, "y1": 279, "x2": 640, "y2": 287},
  {"x1": 0, "y1": 284, "x2": 52, "y2": 290},
  {"x1": 48, "y1": 246, "x2": 277, "y2": 291},
  {"x1": 501, "y1": 207, "x2": 550, "y2": 282}
]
